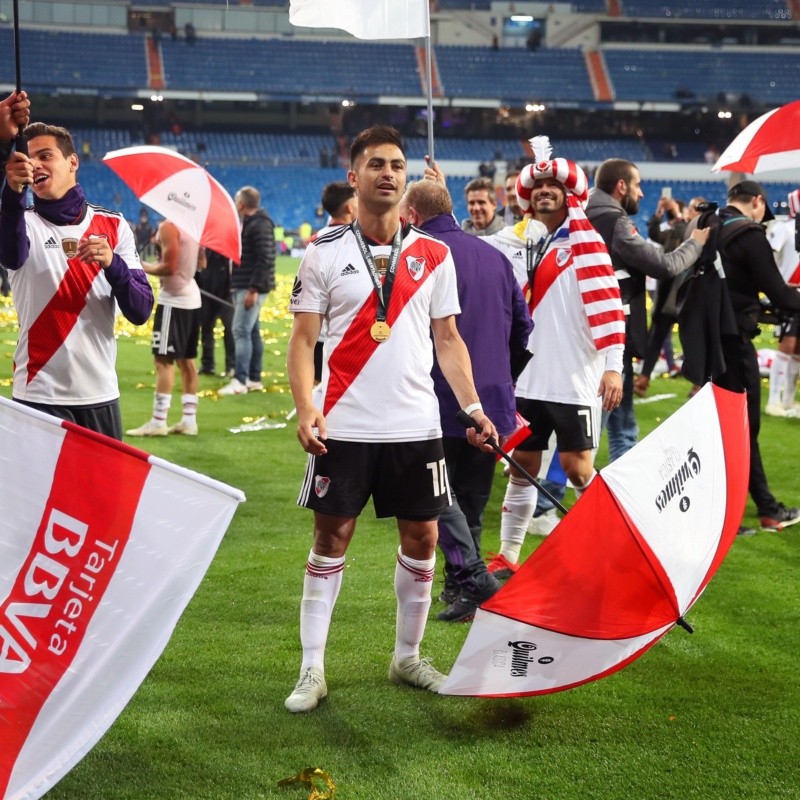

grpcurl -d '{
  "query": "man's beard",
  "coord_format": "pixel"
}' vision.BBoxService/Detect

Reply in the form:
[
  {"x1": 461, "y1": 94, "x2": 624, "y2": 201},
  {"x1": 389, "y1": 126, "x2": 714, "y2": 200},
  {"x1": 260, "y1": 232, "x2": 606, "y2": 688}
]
[{"x1": 621, "y1": 194, "x2": 639, "y2": 215}]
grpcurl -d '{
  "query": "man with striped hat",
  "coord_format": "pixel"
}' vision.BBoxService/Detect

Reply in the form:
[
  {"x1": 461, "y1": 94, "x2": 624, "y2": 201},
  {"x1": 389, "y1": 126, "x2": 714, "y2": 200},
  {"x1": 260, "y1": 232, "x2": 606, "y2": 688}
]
[{"x1": 488, "y1": 138, "x2": 627, "y2": 576}]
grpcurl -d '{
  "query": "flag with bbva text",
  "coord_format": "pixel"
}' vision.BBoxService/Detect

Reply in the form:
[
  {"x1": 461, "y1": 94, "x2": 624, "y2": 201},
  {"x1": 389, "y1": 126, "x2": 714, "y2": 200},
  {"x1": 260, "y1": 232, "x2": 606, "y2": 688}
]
[
  {"x1": 289, "y1": 0, "x2": 430, "y2": 40},
  {"x1": 0, "y1": 397, "x2": 245, "y2": 800}
]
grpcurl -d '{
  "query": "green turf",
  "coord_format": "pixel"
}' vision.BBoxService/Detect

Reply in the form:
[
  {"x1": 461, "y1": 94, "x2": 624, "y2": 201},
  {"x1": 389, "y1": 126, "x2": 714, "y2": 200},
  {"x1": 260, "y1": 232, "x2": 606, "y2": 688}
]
[{"x1": 1, "y1": 256, "x2": 799, "y2": 799}]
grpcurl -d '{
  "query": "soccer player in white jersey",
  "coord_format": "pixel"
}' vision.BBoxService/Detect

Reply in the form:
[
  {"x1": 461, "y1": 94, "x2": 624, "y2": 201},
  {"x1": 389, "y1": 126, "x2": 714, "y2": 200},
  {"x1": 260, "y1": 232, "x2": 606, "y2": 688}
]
[
  {"x1": 489, "y1": 144, "x2": 627, "y2": 575},
  {"x1": 0, "y1": 122, "x2": 153, "y2": 439},
  {"x1": 285, "y1": 125, "x2": 497, "y2": 713},
  {"x1": 765, "y1": 188, "x2": 800, "y2": 417},
  {"x1": 126, "y1": 220, "x2": 203, "y2": 437}
]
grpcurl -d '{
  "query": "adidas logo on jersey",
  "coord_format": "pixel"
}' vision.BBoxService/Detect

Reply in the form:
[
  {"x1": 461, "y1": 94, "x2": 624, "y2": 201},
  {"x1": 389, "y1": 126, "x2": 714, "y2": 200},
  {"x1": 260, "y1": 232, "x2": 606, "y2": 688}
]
[
  {"x1": 340, "y1": 263, "x2": 359, "y2": 276},
  {"x1": 44, "y1": 237, "x2": 60, "y2": 249},
  {"x1": 513, "y1": 250, "x2": 523, "y2": 259}
]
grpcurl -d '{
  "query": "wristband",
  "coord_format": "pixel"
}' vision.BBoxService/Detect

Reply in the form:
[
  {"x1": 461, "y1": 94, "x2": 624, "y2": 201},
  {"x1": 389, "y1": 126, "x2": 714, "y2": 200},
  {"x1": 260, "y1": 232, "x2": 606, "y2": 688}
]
[{"x1": 463, "y1": 402, "x2": 483, "y2": 417}]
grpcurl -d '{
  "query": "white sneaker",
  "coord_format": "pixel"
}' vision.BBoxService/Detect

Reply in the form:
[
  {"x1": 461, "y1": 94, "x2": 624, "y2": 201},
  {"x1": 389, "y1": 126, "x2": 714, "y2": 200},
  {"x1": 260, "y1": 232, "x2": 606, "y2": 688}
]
[
  {"x1": 125, "y1": 420, "x2": 167, "y2": 437},
  {"x1": 246, "y1": 379, "x2": 264, "y2": 392},
  {"x1": 765, "y1": 402, "x2": 798, "y2": 418},
  {"x1": 217, "y1": 378, "x2": 247, "y2": 396},
  {"x1": 389, "y1": 655, "x2": 447, "y2": 693},
  {"x1": 528, "y1": 508, "x2": 560, "y2": 536},
  {"x1": 284, "y1": 667, "x2": 327, "y2": 713},
  {"x1": 168, "y1": 420, "x2": 198, "y2": 436}
]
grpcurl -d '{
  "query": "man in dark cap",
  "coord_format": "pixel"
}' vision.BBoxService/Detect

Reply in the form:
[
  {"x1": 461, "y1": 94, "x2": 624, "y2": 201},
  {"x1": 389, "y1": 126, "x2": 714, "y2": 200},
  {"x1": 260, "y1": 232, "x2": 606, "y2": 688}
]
[{"x1": 713, "y1": 180, "x2": 800, "y2": 532}]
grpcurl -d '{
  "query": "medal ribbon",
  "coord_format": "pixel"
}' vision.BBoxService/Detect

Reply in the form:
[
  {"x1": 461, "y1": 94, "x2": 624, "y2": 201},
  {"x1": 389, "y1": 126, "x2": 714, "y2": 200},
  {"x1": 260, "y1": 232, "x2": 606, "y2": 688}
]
[{"x1": 352, "y1": 221, "x2": 403, "y2": 324}]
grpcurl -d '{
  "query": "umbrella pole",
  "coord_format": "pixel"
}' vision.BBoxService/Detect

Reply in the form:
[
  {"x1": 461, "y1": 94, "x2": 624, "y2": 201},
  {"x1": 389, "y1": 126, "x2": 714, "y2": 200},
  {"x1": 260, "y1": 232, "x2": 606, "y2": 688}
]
[
  {"x1": 12, "y1": 0, "x2": 27, "y2": 156},
  {"x1": 456, "y1": 410, "x2": 569, "y2": 515},
  {"x1": 197, "y1": 286, "x2": 234, "y2": 309}
]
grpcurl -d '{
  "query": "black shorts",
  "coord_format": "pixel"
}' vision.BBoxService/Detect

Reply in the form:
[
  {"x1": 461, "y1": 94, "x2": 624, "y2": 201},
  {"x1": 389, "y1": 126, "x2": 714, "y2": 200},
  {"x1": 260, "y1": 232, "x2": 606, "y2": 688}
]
[
  {"x1": 779, "y1": 312, "x2": 800, "y2": 341},
  {"x1": 14, "y1": 398, "x2": 123, "y2": 440},
  {"x1": 297, "y1": 438, "x2": 450, "y2": 520},
  {"x1": 515, "y1": 397, "x2": 599, "y2": 453},
  {"x1": 151, "y1": 305, "x2": 200, "y2": 360}
]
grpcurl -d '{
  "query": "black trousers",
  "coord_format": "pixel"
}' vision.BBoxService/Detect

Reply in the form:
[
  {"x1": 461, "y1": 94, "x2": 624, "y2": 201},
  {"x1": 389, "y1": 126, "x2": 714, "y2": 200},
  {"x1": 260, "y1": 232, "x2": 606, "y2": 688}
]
[
  {"x1": 199, "y1": 295, "x2": 234, "y2": 373},
  {"x1": 713, "y1": 332, "x2": 778, "y2": 517}
]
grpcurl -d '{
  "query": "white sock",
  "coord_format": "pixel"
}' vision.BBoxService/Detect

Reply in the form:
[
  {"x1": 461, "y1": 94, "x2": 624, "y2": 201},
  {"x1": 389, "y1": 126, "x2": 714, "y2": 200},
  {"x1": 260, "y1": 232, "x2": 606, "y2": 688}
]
[
  {"x1": 574, "y1": 470, "x2": 597, "y2": 499},
  {"x1": 783, "y1": 356, "x2": 800, "y2": 407},
  {"x1": 181, "y1": 393, "x2": 198, "y2": 425},
  {"x1": 500, "y1": 478, "x2": 538, "y2": 563},
  {"x1": 394, "y1": 548, "x2": 435, "y2": 661},
  {"x1": 152, "y1": 392, "x2": 171, "y2": 425},
  {"x1": 299, "y1": 550, "x2": 345, "y2": 671},
  {"x1": 768, "y1": 351, "x2": 791, "y2": 405}
]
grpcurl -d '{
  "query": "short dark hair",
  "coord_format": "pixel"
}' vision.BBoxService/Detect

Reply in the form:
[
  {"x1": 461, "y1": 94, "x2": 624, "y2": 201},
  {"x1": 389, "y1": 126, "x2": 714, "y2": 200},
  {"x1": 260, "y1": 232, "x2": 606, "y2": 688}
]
[
  {"x1": 321, "y1": 181, "x2": 356, "y2": 216},
  {"x1": 464, "y1": 177, "x2": 495, "y2": 197},
  {"x1": 349, "y1": 125, "x2": 404, "y2": 167},
  {"x1": 24, "y1": 122, "x2": 76, "y2": 158},
  {"x1": 594, "y1": 158, "x2": 637, "y2": 195}
]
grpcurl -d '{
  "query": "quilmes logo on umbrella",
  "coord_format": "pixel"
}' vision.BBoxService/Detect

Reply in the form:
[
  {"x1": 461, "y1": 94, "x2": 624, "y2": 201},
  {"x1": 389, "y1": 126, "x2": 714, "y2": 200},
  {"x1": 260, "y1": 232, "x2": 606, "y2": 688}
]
[
  {"x1": 167, "y1": 191, "x2": 197, "y2": 212},
  {"x1": 493, "y1": 640, "x2": 555, "y2": 678},
  {"x1": 655, "y1": 446, "x2": 701, "y2": 513}
]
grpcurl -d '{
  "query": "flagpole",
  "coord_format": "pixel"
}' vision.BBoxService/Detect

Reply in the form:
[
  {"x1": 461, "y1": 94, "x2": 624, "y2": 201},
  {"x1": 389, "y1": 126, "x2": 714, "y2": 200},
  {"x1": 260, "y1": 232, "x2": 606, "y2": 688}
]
[{"x1": 424, "y1": 26, "x2": 434, "y2": 164}]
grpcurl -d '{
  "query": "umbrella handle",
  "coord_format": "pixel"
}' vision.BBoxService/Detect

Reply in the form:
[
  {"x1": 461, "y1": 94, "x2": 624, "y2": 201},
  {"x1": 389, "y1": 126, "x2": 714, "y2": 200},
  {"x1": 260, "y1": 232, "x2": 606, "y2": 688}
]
[
  {"x1": 456, "y1": 409, "x2": 569, "y2": 515},
  {"x1": 676, "y1": 616, "x2": 694, "y2": 634}
]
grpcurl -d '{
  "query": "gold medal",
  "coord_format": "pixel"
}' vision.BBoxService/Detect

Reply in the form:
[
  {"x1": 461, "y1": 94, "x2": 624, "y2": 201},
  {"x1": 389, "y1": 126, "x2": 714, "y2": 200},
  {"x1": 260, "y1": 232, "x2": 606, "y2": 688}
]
[{"x1": 370, "y1": 321, "x2": 391, "y2": 342}]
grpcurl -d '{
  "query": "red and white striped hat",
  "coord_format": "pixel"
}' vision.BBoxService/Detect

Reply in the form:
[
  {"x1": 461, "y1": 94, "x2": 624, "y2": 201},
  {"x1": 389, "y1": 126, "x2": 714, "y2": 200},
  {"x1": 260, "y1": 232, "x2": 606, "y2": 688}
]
[
  {"x1": 516, "y1": 136, "x2": 590, "y2": 212},
  {"x1": 787, "y1": 189, "x2": 800, "y2": 218}
]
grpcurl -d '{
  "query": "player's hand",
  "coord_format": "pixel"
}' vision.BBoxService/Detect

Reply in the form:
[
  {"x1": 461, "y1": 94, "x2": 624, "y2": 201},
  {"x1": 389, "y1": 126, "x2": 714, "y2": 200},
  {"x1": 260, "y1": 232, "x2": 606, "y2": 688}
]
[
  {"x1": 465, "y1": 411, "x2": 498, "y2": 453},
  {"x1": 598, "y1": 370, "x2": 623, "y2": 412},
  {"x1": 0, "y1": 91, "x2": 30, "y2": 141},
  {"x1": 4, "y1": 151, "x2": 33, "y2": 193},
  {"x1": 244, "y1": 288, "x2": 258, "y2": 309},
  {"x1": 77, "y1": 236, "x2": 112, "y2": 269},
  {"x1": 690, "y1": 226, "x2": 711, "y2": 245},
  {"x1": 296, "y1": 406, "x2": 328, "y2": 456}
]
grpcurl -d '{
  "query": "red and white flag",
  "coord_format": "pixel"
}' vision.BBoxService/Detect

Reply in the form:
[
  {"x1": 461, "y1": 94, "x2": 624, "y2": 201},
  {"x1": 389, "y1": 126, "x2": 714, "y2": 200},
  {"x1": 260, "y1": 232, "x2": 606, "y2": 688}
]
[
  {"x1": 0, "y1": 398, "x2": 244, "y2": 800},
  {"x1": 289, "y1": 0, "x2": 430, "y2": 40}
]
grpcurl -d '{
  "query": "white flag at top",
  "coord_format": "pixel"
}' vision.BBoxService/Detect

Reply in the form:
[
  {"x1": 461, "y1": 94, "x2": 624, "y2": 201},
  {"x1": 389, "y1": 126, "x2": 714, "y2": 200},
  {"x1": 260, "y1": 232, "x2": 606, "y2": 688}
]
[
  {"x1": 289, "y1": 0, "x2": 430, "y2": 40},
  {"x1": 0, "y1": 397, "x2": 245, "y2": 800}
]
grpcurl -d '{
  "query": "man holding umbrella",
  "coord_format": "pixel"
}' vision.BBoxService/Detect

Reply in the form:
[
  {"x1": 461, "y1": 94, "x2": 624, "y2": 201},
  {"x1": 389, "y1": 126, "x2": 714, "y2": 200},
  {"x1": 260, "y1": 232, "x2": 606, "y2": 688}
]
[{"x1": 0, "y1": 121, "x2": 153, "y2": 439}]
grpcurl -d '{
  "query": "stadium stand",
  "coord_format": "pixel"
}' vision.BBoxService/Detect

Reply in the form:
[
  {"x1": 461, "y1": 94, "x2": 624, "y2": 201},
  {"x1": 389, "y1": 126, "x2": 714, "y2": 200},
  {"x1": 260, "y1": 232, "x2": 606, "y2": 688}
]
[{"x1": 613, "y1": 1, "x2": 793, "y2": 20}]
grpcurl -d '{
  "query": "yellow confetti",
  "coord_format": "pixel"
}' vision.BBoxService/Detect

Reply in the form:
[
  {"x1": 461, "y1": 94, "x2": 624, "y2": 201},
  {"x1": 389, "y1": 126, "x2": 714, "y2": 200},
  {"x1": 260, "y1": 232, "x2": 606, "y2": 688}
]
[{"x1": 278, "y1": 767, "x2": 336, "y2": 799}]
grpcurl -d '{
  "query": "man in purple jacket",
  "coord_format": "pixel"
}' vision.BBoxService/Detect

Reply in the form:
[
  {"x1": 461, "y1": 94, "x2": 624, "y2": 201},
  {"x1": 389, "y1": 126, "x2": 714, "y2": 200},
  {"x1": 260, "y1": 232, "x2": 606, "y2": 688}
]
[{"x1": 402, "y1": 179, "x2": 533, "y2": 622}]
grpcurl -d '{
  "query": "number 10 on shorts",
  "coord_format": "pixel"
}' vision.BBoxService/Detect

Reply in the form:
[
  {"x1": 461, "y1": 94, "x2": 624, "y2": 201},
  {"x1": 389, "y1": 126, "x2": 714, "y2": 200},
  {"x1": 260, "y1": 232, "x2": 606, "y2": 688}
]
[{"x1": 426, "y1": 459, "x2": 449, "y2": 497}]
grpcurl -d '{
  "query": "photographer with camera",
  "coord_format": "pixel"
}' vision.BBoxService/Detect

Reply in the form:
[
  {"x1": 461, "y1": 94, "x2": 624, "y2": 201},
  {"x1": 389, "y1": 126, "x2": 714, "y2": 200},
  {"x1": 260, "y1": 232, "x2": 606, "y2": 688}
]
[{"x1": 710, "y1": 181, "x2": 800, "y2": 532}]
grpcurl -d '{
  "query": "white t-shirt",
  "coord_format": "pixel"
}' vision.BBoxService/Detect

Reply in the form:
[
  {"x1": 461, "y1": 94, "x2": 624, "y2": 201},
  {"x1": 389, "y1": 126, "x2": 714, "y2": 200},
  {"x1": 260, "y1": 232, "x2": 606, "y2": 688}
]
[
  {"x1": 10, "y1": 204, "x2": 142, "y2": 405},
  {"x1": 290, "y1": 223, "x2": 460, "y2": 442},
  {"x1": 767, "y1": 217, "x2": 800, "y2": 284}
]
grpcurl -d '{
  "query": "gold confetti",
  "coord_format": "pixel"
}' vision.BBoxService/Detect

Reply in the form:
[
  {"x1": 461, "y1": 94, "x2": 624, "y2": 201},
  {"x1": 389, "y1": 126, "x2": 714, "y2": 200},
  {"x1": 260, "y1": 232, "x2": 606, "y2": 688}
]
[{"x1": 278, "y1": 767, "x2": 336, "y2": 799}]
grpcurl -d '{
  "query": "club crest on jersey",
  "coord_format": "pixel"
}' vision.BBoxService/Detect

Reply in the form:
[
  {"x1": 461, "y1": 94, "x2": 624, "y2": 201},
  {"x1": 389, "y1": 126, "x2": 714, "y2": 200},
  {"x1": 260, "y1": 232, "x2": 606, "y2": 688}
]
[
  {"x1": 61, "y1": 238, "x2": 79, "y2": 257},
  {"x1": 406, "y1": 255, "x2": 425, "y2": 281},
  {"x1": 314, "y1": 476, "x2": 331, "y2": 498},
  {"x1": 556, "y1": 248, "x2": 570, "y2": 268}
]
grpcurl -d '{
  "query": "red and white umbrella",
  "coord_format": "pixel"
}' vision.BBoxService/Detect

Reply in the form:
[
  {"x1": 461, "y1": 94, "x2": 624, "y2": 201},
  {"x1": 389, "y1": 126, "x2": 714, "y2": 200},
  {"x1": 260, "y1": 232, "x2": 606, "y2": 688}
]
[
  {"x1": 441, "y1": 384, "x2": 749, "y2": 697},
  {"x1": 713, "y1": 100, "x2": 800, "y2": 174},
  {"x1": 103, "y1": 146, "x2": 241, "y2": 262}
]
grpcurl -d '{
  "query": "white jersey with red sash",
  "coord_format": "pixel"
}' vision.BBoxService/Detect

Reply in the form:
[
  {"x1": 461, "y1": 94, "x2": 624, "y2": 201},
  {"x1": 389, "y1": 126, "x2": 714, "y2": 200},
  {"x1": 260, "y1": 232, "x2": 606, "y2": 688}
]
[
  {"x1": 514, "y1": 219, "x2": 625, "y2": 405},
  {"x1": 290, "y1": 222, "x2": 460, "y2": 442},
  {"x1": 9, "y1": 204, "x2": 142, "y2": 405},
  {"x1": 767, "y1": 217, "x2": 800, "y2": 285}
]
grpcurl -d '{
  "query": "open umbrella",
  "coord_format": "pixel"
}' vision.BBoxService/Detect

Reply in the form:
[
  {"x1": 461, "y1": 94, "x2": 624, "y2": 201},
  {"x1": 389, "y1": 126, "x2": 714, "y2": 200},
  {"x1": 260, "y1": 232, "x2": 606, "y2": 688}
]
[
  {"x1": 712, "y1": 100, "x2": 800, "y2": 174},
  {"x1": 103, "y1": 146, "x2": 241, "y2": 262},
  {"x1": 440, "y1": 383, "x2": 748, "y2": 697}
]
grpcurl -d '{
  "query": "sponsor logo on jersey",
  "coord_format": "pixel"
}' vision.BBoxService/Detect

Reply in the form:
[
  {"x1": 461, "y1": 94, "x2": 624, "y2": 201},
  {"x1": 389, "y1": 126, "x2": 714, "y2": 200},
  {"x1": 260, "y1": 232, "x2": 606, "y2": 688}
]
[
  {"x1": 44, "y1": 237, "x2": 60, "y2": 250},
  {"x1": 340, "y1": 263, "x2": 359, "y2": 276},
  {"x1": 314, "y1": 476, "x2": 331, "y2": 498},
  {"x1": 406, "y1": 255, "x2": 425, "y2": 281},
  {"x1": 556, "y1": 248, "x2": 570, "y2": 268},
  {"x1": 290, "y1": 275, "x2": 302, "y2": 306},
  {"x1": 512, "y1": 250, "x2": 523, "y2": 259}
]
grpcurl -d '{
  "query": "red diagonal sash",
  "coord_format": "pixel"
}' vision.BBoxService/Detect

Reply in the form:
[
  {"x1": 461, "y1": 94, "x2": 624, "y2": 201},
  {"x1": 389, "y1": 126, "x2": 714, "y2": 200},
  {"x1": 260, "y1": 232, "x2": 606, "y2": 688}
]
[{"x1": 324, "y1": 238, "x2": 447, "y2": 416}]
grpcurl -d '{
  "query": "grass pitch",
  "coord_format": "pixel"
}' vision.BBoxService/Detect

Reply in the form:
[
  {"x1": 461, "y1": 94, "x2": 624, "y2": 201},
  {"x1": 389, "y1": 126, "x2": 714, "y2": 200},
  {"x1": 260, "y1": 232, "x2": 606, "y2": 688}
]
[{"x1": 1, "y1": 256, "x2": 798, "y2": 799}]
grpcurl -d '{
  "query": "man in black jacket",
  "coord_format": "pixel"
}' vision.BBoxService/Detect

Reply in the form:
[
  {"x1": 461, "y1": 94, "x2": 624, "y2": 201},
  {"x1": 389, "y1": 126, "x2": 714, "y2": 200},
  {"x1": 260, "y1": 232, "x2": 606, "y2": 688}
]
[
  {"x1": 218, "y1": 185, "x2": 276, "y2": 395},
  {"x1": 712, "y1": 180, "x2": 800, "y2": 532}
]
